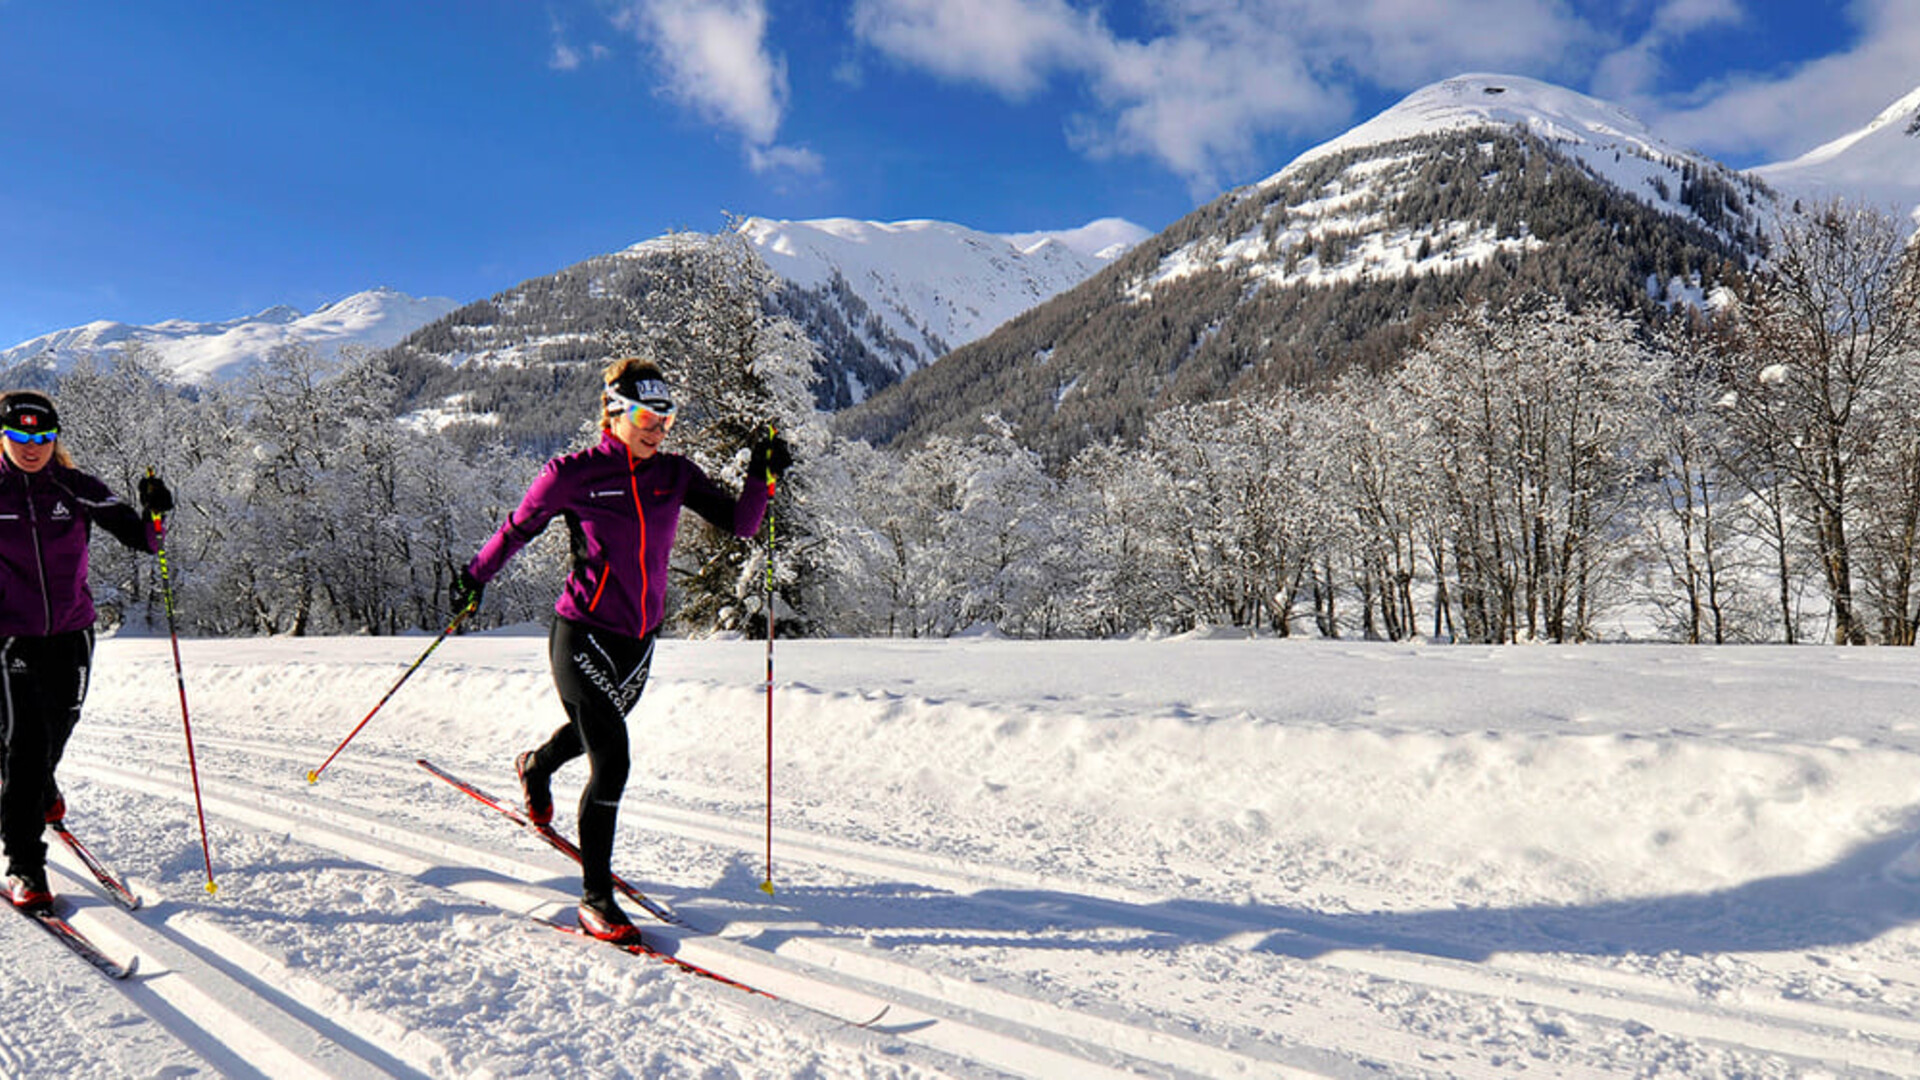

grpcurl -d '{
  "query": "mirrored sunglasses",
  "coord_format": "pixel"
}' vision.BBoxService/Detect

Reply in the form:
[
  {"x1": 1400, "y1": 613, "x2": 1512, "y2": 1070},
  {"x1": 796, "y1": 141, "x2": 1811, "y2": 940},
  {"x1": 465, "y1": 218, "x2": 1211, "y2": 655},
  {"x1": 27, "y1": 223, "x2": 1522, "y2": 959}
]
[{"x1": 3, "y1": 426, "x2": 58, "y2": 445}]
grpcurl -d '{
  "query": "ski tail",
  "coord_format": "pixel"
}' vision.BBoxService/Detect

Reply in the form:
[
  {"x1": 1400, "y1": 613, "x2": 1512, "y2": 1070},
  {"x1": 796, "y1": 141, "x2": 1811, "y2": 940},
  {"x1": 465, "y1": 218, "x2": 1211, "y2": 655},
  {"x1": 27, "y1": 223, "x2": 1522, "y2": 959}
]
[
  {"x1": 537, "y1": 915, "x2": 892, "y2": 1027},
  {"x1": 416, "y1": 758, "x2": 686, "y2": 926},
  {"x1": 537, "y1": 915, "x2": 774, "y2": 997}
]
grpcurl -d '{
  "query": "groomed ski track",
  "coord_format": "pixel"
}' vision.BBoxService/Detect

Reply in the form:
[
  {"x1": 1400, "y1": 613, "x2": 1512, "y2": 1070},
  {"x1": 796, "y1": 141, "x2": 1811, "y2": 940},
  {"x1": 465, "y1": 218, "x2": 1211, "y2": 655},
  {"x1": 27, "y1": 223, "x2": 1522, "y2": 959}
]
[
  {"x1": 8, "y1": 719, "x2": 1917, "y2": 1078},
  {"x1": 57, "y1": 732, "x2": 1315, "y2": 1079},
  {"x1": 10, "y1": 635, "x2": 1920, "y2": 1078}
]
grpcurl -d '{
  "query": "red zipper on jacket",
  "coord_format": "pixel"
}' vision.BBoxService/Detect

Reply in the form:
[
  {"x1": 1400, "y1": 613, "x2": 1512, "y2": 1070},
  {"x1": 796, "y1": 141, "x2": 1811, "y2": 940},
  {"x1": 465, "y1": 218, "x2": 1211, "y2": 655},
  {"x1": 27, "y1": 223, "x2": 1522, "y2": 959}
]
[{"x1": 586, "y1": 567, "x2": 611, "y2": 613}]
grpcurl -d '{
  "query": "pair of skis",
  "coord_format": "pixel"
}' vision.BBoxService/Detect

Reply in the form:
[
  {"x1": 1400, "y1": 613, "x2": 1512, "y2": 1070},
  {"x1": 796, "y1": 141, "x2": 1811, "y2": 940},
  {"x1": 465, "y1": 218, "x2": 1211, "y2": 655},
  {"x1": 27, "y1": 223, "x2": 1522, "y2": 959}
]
[
  {"x1": 9, "y1": 821, "x2": 142, "y2": 980},
  {"x1": 416, "y1": 758, "x2": 891, "y2": 1027}
]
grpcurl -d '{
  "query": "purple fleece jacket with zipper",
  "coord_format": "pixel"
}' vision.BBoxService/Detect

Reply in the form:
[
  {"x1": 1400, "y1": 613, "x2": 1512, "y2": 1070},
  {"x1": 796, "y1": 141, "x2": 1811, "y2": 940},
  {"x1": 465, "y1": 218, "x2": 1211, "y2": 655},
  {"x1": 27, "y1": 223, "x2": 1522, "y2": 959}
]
[
  {"x1": 0, "y1": 460, "x2": 158, "y2": 637},
  {"x1": 466, "y1": 432, "x2": 770, "y2": 639}
]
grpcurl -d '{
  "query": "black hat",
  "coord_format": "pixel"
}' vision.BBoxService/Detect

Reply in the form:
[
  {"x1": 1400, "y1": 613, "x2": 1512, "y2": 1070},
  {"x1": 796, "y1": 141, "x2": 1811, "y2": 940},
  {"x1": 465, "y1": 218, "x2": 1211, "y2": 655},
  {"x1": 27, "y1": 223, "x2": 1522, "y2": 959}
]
[
  {"x1": 1, "y1": 391, "x2": 58, "y2": 436},
  {"x1": 604, "y1": 371, "x2": 676, "y2": 418}
]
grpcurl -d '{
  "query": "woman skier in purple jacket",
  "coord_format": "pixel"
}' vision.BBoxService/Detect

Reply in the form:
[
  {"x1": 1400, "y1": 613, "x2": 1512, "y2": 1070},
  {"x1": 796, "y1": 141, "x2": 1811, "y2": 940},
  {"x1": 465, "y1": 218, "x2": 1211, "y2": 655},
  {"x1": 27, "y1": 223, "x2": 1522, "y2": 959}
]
[
  {"x1": 1, "y1": 390, "x2": 171, "y2": 911},
  {"x1": 453, "y1": 358, "x2": 789, "y2": 942}
]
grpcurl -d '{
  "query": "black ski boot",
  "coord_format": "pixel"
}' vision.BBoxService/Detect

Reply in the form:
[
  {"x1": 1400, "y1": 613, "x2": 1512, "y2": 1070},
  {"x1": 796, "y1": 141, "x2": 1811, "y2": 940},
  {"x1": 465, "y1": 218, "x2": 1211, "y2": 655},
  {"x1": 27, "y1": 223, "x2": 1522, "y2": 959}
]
[
  {"x1": 6, "y1": 867, "x2": 53, "y2": 912},
  {"x1": 578, "y1": 888, "x2": 640, "y2": 943},
  {"x1": 515, "y1": 751, "x2": 552, "y2": 826}
]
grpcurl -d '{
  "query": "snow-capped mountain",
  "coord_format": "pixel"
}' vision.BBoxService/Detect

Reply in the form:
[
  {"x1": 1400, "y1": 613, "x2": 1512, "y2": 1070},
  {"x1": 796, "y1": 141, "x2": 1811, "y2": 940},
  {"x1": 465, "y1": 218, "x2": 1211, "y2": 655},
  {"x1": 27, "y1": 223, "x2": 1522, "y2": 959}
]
[
  {"x1": 847, "y1": 73, "x2": 1773, "y2": 459},
  {"x1": 741, "y1": 212, "x2": 1144, "y2": 393},
  {"x1": 735, "y1": 215, "x2": 1147, "y2": 406},
  {"x1": 384, "y1": 214, "x2": 1149, "y2": 439},
  {"x1": 1134, "y1": 73, "x2": 1770, "y2": 300},
  {"x1": 1297, "y1": 73, "x2": 1730, "y2": 195},
  {"x1": 1755, "y1": 83, "x2": 1920, "y2": 233},
  {"x1": 0, "y1": 287, "x2": 459, "y2": 384}
]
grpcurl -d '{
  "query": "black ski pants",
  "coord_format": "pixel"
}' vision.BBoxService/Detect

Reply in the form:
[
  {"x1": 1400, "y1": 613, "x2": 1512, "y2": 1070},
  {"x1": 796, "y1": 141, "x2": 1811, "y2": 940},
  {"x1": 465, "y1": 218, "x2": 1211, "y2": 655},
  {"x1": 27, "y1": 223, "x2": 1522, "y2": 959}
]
[
  {"x1": 525, "y1": 617, "x2": 656, "y2": 895},
  {"x1": 1, "y1": 629, "x2": 92, "y2": 877}
]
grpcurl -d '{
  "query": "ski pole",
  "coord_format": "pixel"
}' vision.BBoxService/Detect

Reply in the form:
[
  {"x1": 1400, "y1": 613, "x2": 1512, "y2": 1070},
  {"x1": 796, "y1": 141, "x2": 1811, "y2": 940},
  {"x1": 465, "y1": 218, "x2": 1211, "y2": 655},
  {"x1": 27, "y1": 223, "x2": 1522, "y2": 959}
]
[
  {"x1": 760, "y1": 425, "x2": 778, "y2": 896},
  {"x1": 307, "y1": 597, "x2": 477, "y2": 784},
  {"x1": 147, "y1": 469, "x2": 218, "y2": 895}
]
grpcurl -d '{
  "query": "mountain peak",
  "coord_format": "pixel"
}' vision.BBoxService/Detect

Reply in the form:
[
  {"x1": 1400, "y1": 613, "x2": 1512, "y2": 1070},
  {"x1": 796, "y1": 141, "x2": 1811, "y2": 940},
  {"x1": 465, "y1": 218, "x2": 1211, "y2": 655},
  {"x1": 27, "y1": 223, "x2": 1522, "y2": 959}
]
[
  {"x1": 1004, "y1": 217, "x2": 1152, "y2": 260},
  {"x1": 1284, "y1": 74, "x2": 1675, "y2": 177},
  {"x1": 1252, "y1": 72, "x2": 1766, "y2": 247},
  {"x1": 1785, "y1": 84, "x2": 1920, "y2": 167},
  {"x1": 1755, "y1": 83, "x2": 1920, "y2": 232},
  {"x1": 725, "y1": 214, "x2": 1145, "y2": 405}
]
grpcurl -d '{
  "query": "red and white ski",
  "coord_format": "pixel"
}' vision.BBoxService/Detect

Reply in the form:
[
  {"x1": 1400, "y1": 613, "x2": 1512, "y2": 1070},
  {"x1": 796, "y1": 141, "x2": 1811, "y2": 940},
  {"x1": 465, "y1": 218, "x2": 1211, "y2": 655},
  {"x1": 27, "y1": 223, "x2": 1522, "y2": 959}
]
[
  {"x1": 51, "y1": 822, "x2": 142, "y2": 910},
  {"x1": 416, "y1": 758, "x2": 684, "y2": 926},
  {"x1": 536, "y1": 915, "x2": 893, "y2": 1027},
  {"x1": 417, "y1": 758, "x2": 891, "y2": 1027},
  {"x1": 10, "y1": 900, "x2": 137, "y2": 980}
]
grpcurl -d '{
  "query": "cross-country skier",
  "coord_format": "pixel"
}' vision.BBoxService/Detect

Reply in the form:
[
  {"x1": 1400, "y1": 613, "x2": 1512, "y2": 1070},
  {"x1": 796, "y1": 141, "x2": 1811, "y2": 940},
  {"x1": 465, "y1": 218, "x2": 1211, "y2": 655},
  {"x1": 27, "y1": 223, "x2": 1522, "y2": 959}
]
[
  {"x1": 451, "y1": 358, "x2": 789, "y2": 942},
  {"x1": 1, "y1": 390, "x2": 172, "y2": 911}
]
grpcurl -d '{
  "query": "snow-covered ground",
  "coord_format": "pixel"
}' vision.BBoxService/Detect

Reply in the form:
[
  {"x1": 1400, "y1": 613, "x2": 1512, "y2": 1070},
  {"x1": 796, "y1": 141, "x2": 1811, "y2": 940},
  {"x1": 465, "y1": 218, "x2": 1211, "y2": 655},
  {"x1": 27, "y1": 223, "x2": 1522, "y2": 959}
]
[{"x1": 8, "y1": 631, "x2": 1920, "y2": 1078}]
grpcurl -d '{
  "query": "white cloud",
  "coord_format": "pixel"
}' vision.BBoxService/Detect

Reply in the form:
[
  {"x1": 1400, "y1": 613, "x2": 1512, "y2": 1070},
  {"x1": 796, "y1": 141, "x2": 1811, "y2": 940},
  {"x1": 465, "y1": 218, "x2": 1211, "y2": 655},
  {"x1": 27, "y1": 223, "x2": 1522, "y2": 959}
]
[
  {"x1": 550, "y1": 40, "x2": 585, "y2": 72},
  {"x1": 547, "y1": 9, "x2": 614, "y2": 72},
  {"x1": 1632, "y1": 0, "x2": 1920, "y2": 162},
  {"x1": 1650, "y1": 0, "x2": 1746, "y2": 34},
  {"x1": 1069, "y1": 21, "x2": 1346, "y2": 187},
  {"x1": 1279, "y1": 0, "x2": 1593, "y2": 87},
  {"x1": 850, "y1": 0, "x2": 1104, "y2": 99},
  {"x1": 850, "y1": 0, "x2": 1599, "y2": 188},
  {"x1": 579, "y1": 0, "x2": 1906, "y2": 192},
  {"x1": 831, "y1": 58, "x2": 864, "y2": 89},
  {"x1": 549, "y1": 9, "x2": 586, "y2": 72},
  {"x1": 612, "y1": 0, "x2": 816, "y2": 172},
  {"x1": 748, "y1": 143, "x2": 824, "y2": 175},
  {"x1": 1592, "y1": 0, "x2": 1743, "y2": 101}
]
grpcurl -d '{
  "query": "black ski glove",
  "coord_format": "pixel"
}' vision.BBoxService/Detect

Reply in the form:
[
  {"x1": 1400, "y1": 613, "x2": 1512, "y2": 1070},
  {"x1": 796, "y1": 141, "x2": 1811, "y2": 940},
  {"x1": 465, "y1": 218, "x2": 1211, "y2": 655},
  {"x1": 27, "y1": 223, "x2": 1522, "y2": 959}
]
[
  {"x1": 451, "y1": 568, "x2": 485, "y2": 614},
  {"x1": 748, "y1": 433, "x2": 794, "y2": 483},
  {"x1": 138, "y1": 474, "x2": 174, "y2": 517}
]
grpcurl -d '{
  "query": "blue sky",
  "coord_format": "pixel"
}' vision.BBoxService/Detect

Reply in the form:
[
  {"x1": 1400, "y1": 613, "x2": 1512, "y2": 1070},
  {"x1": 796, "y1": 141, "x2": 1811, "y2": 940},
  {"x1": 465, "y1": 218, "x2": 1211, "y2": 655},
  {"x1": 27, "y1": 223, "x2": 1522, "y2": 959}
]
[{"x1": 2, "y1": 0, "x2": 1916, "y2": 347}]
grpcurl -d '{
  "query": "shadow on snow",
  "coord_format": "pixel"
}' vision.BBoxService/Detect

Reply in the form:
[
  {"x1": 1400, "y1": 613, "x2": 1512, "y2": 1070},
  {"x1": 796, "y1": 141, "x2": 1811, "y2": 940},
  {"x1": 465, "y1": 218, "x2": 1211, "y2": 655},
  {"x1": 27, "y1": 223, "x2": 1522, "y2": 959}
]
[{"x1": 707, "y1": 822, "x2": 1920, "y2": 964}]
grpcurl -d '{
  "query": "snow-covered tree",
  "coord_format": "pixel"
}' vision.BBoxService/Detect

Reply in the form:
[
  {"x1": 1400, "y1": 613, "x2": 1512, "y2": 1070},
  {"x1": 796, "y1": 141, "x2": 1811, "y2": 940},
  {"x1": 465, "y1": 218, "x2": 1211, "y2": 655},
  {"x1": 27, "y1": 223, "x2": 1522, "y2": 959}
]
[
  {"x1": 1311, "y1": 375, "x2": 1424, "y2": 640},
  {"x1": 1393, "y1": 298, "x2": 1655, "y2": 642},
  {"x1": 1718, "y1": 202, "x2": 1920, "y2": 644}
]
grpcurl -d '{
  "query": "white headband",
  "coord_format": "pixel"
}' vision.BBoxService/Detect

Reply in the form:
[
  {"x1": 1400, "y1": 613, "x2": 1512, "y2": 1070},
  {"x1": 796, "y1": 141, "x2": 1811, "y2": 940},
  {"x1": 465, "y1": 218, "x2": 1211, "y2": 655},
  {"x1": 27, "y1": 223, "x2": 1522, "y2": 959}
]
[{"x1": 605, "y1": 378, "x2": 676, "y2": 416}]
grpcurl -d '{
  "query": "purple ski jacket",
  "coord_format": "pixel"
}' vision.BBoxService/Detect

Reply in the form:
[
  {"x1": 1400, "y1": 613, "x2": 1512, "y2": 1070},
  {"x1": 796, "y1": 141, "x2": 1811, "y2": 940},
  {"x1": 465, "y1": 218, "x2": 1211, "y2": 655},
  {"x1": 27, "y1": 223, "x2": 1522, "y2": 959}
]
[
  {"x1": 0, "y1": 460, "x2": 158, "y2": 637},
  {"x1": 467, "y1": 432, "x2": 770, "y2": 639}
]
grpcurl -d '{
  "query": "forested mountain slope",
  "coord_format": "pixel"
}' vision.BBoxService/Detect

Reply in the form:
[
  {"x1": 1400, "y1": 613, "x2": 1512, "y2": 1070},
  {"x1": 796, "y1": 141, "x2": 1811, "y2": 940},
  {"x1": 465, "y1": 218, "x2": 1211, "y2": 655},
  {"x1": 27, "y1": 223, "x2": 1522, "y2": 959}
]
[
  {"x1": 378, "y1": 217, "x2": 1142, "y2": 453},
  {"x1": 839, "y1": 75, "x2": 1776, "y2": 463}
]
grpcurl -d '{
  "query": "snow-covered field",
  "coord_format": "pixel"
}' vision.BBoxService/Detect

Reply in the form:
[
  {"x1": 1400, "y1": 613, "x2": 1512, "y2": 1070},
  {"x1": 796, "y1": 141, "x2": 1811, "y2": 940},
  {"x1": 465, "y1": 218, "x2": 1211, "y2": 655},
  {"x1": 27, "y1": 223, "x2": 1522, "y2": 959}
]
[{"x1": 8, "y1": 631, "x2": 1920, "y2": 1078}]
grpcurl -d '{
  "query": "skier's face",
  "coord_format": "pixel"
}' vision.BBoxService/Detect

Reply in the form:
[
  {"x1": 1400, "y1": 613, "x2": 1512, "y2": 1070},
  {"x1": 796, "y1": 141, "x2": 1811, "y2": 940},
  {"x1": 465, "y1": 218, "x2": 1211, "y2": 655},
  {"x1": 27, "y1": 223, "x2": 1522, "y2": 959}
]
[
  {"x1": 612, "y1": 405, "x2": 672, "y2": 459},
  {"x1": 1, "y1": 431, "x2": 55, "y2": 473}
]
